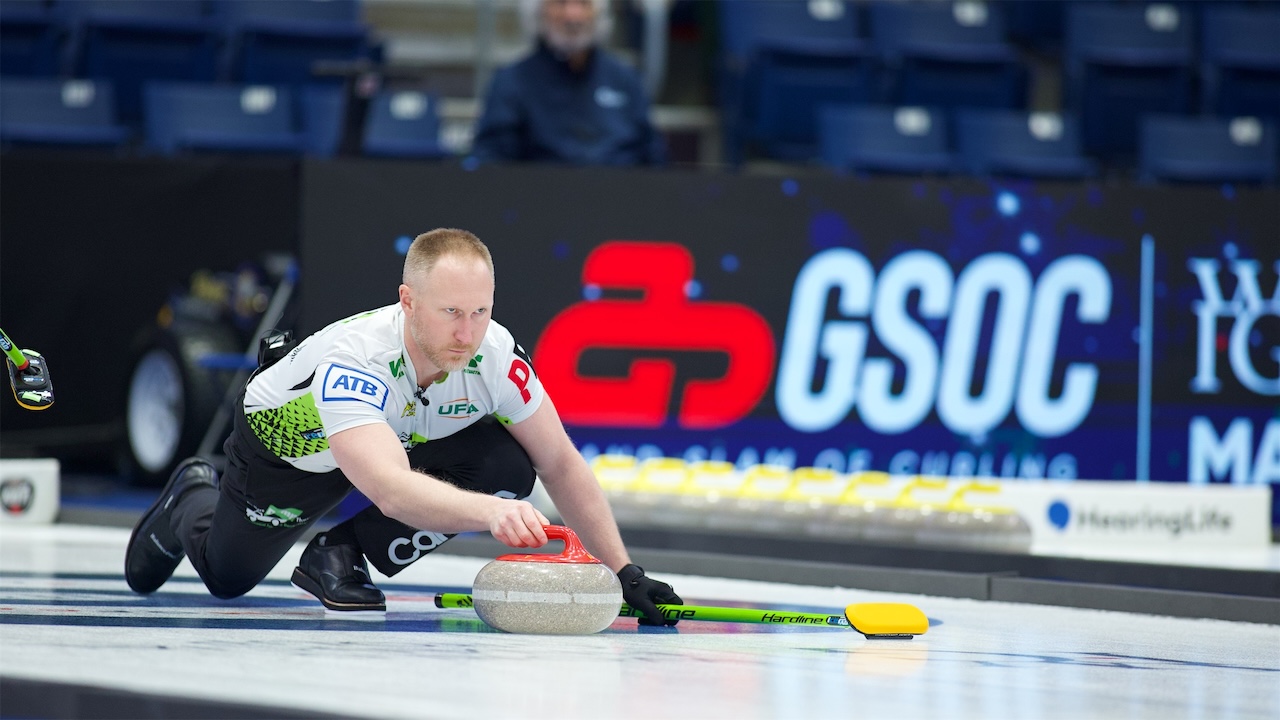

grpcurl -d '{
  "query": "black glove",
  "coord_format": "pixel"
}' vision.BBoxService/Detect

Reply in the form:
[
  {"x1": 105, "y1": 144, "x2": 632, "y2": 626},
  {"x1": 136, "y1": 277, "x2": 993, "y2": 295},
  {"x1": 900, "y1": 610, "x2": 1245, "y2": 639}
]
[{"x1": 617, "y1": 564, "x2": 683, "y2": 626}]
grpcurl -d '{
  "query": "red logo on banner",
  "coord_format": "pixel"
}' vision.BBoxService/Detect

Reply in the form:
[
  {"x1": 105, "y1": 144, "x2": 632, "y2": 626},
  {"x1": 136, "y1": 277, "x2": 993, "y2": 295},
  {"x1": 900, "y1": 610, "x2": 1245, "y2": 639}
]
[{"x1": 535, "y1": 241, "x2": 776, "y2": 428}]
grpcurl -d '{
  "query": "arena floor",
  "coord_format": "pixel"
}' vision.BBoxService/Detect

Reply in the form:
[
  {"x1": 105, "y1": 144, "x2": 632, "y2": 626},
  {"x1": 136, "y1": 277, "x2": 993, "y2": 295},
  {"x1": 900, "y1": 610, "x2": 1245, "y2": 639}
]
[{"x1": 1, "y1": 523, "x2": 1277, "y2": 720}]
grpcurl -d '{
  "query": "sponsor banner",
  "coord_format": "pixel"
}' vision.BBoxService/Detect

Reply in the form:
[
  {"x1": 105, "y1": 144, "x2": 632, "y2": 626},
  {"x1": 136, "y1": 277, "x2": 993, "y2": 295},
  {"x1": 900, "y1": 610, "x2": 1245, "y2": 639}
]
[
  {"x1": 995, "y1": 480, "x2": 1272, "y2": 548},
  {"x1": 0, "y1": 459, "x2": 60, "y2": 525},
  {"x1": 300, "y1": 162, "x2": 1280, "y2": 523}
]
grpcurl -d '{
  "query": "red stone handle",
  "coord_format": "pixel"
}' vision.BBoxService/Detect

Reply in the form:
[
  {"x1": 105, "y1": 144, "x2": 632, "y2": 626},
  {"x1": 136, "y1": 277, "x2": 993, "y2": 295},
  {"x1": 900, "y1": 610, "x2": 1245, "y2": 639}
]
[{"x1": 494, "y1": 524, "x2": 601, "y2": 564}]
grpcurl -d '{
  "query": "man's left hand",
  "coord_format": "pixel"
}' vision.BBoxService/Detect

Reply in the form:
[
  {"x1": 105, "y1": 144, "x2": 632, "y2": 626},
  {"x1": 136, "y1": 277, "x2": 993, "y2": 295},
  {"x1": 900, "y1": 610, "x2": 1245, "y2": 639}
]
[{"x1": 617, "y1": 564, "x2": 683, "y2": 626}]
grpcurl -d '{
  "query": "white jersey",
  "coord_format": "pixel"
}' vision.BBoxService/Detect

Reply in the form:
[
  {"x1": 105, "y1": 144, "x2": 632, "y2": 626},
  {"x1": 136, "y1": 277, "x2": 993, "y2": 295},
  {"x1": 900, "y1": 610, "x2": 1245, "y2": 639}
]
[{"x1": 243, "y1": 304, "x2": 544, "y2": 472}]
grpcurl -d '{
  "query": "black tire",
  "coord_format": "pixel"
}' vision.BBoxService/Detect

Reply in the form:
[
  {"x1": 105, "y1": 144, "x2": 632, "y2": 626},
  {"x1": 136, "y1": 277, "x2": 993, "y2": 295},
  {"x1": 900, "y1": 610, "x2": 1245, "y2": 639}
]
[{"x1": 123, "y1": 320, "x2": 242, "y2": 485}]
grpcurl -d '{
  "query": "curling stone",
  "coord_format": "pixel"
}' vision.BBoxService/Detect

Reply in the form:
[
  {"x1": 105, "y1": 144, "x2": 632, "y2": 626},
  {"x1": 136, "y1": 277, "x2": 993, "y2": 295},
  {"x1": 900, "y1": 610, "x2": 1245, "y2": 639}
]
[
  {"x1": 472, "y1": 525, "x2": 622, "y2": 635},
  {"x1": 919, "y1": 481, "x2": 1032, "y2": 552},
  {"x1": 666, "y1": 460, "x2": 741, "y2": 529},
  {"x1": 807, "y1": 472, "x2": 892, "y2": 541},
  {"x1": 780, "y1": 466, "x2": 846, "y2": 536},
  {"x1": 628, "y1": 457, "x2": 691, "y2": 526},
  {"x1": 862, "y1": 476, "x2": 949, "y2": 545},
  {"x1": 591, "y1": 454, "x2": 642, "y2": 525},
  {"x1": 710, "y1": 464, "x2": 794, "y2": 535}
]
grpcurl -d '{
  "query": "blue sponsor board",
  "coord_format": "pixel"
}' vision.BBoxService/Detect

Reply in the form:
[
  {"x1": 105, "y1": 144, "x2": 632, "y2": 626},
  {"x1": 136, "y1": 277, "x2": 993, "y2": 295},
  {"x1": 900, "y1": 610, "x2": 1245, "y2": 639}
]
[{"x1": 301, "y1": 165, "x2": 1279, "y2": 523}]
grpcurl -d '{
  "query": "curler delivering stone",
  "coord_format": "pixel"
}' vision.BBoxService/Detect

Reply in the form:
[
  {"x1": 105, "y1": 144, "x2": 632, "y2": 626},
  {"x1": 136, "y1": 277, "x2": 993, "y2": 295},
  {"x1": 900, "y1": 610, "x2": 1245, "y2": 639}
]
[{"x1": 471, "y1": 524, "x2": 623, "y2": 635}]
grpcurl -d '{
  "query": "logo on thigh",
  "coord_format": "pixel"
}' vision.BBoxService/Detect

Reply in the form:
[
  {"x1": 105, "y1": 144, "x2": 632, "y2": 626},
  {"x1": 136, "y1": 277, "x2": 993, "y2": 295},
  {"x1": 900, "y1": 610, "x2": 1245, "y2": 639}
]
[
  {"x1": 245, "y1": 503, "x2": 307, "y2": 528},
  {"x1": 388, "y1": 529, "x2": 451, "y2": 565},
  {"x1": 386, "y1": 492, "x2": 520, "y2": 565}
]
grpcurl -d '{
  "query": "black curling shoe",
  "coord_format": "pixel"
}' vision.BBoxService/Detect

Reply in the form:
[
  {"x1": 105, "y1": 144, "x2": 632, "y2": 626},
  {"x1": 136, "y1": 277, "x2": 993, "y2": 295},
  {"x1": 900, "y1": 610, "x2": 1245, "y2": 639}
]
[
  {"x1": 124, "y1": 457, "x2": 219, "y2": 594},
  {"x1": 291, "y1": 534, "x2": 386, "y2": 613}
]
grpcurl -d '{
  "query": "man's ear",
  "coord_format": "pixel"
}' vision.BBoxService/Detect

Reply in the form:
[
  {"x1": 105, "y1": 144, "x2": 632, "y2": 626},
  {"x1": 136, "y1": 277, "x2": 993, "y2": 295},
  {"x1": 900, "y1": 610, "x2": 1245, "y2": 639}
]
[{"x1": 398, "y1": 283, "x2": 413, "y2": 310}]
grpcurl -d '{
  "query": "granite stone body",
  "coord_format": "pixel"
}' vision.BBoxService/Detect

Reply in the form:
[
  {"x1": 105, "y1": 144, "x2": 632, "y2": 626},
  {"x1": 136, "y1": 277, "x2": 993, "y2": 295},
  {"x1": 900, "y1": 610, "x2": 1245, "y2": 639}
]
[{"x1": 473, "y1": 558, "x2": 623, "y2": 635}]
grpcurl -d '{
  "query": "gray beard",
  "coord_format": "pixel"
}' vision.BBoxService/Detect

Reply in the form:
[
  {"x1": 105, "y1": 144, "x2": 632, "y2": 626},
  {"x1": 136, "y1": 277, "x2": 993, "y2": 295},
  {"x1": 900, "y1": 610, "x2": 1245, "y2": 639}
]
[
  {"x1": 423, "y1": 344, "x2": 471, "y2": 374},
  {"x1": 543, "y1": 26, "x2": 595, "y2": 56},
  {"x1": 408, "y1": 323, "x2": 470, "y2": 375}
]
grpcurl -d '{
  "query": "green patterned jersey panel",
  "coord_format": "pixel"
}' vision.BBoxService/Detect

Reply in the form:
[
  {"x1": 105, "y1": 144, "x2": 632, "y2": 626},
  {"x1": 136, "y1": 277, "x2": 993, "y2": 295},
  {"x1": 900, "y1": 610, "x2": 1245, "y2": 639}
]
[{"x1": 246, "y1": 392, "x2": 330, "y2": 458}]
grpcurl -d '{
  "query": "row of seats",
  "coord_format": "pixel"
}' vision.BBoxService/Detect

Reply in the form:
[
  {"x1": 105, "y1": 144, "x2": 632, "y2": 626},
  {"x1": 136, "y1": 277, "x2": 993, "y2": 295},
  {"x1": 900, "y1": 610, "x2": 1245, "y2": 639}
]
[
  {"x1": 818, "y1": 104, "x2": 1277, "y2": 184},
  {"x1": 0, "y1": 0, "x2": 376, "y2": 125},
  {"x1": 4, "y1": 76, "x2": 1272, "y2": 185},
  {"x1": 0, "y1": 78, "x2": 442, "y2": 159},
  {"x1": 720, "y1": 1, "x2": 1280, "y2": 165}
]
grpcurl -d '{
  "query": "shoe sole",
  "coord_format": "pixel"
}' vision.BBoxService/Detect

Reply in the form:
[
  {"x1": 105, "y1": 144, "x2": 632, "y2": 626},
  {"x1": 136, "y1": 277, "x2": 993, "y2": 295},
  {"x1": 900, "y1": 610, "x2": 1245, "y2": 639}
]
[
  {"x1": 124, "y1": 457, "x2": 216, "y2": 594},
  {"x1": 290, "y1": 567, "x2": 387, "y2": 614}
]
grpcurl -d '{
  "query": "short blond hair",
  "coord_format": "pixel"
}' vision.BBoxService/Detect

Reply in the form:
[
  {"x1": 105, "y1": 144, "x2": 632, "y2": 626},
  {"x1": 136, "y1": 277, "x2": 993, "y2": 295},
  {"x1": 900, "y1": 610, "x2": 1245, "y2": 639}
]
[{"x1": 402, "y1": 228, "x2": 495, "y2": 285}]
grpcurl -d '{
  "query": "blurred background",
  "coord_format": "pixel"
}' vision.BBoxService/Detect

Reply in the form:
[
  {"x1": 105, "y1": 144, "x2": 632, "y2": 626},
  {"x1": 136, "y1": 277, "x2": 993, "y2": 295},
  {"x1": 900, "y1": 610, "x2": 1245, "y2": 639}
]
[{"x1": 0, "y1": 0, "x2": 1276, "y2": 594}]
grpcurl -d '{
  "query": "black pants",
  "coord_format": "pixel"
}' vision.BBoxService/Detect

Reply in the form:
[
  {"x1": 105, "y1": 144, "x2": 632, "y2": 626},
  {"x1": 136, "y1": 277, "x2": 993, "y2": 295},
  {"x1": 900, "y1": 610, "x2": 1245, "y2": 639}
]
[{"x1": 172, "y1": 406, "x2": 537, "y2": 599}]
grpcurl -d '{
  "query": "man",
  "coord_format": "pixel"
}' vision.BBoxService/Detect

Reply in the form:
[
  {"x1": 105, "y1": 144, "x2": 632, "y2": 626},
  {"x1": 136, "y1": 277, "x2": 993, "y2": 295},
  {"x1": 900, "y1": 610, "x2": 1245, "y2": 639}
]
[
  {"x1": 125, "y1": 228, "x2": 682, "y2": 625},
  {"x1": 470, "y1": 0, "x2": 665, "y2": 166}
]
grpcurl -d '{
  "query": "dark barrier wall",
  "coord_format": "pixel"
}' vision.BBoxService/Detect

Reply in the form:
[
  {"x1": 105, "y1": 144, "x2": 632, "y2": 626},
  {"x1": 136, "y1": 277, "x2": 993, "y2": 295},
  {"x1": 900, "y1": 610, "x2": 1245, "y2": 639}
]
[
  {"x1": 302, "y1": 160, "x2": 1279, "y2": 520},
  {"x1": 0, "y1": 153, "x2": 297, "y2": 453}
]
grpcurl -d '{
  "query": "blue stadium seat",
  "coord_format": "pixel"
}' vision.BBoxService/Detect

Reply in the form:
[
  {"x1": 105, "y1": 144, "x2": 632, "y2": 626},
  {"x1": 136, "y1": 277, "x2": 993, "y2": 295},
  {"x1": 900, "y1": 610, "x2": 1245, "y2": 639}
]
[
  {"x1": 0, "y1": 0, "x2": 63, "y2": 76},
  {"x1": 955, "y1": 109, "x2": 1095, "y2": 179},
  {"x1": 716, "y1": 0, "x2": 870, "y2": 163},
  {"x1": 1200, "y1": 5, "x2": 1280, "y2": 121},
  {"x1": 143, "y1": 82, "x2": 305, "y2": 156},
  {"x1": 743, "y1": 43, "x2": 876, "y2": 162},
  {"x1": 361, "y1": 89, "x2": 445, "y2": 159},
  {"x1": 64, "y1": 0, "x2": 220, "y2": 128},
  {"x1": 1064, "y1": 2, "x2": 1195, "y2": 164},
  {"x1": 1139, "y1": 115, "x2": 1277, "y2": 184},
  {"x1": 0, "y1": 77, "x2": 130, "y2": 147},
  {"x1": 869, "y1": 1, "x2": 1026, "y2": 111},
  {"x1": 819, "y1": 104, "x2": 955, "y2": 174},
  {"x1": 215, "y1": 0, "x2": 371, "y2": 87},
  {"x1": 1005, "y1": 0, "x2": 1064, "y2": 53},
  {"x1": 300, "y1": 84, "x2": 348, "y2": 157},
  {"x1": 718, "y1": 0, "x2": 863, "y2": 64},
  {"x1": 218, "y1": 0, "x2": 363, "y2": 26}
]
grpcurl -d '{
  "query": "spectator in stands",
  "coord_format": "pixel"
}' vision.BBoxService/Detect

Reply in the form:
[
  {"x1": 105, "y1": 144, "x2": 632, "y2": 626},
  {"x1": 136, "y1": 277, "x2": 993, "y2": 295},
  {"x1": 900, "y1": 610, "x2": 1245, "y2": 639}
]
[{"x1": 470, "y1": 0, "x2": 665, "y2": 166}]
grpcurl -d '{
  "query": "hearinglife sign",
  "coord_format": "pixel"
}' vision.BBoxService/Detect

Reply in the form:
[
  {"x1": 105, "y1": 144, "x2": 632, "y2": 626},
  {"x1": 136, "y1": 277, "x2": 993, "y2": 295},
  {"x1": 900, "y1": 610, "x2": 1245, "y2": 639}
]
[{"x1": 299, "y1": 163, "x2": 1279, "y2": 518}]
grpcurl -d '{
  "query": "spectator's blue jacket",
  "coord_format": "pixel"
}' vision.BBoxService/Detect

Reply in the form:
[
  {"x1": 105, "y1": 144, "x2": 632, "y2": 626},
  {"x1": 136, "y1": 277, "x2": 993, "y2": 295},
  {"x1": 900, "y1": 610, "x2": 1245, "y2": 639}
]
[{"x1": 471, "y1": 40, "x2": 665, "y2": 166}]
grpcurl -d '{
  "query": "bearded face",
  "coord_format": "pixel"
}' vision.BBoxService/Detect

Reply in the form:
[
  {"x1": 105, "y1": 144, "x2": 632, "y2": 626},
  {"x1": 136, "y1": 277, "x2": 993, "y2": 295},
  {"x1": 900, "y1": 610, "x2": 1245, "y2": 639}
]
[
  {"x1": 406, "y1": 318, "x2": 478, "y2": 374},
  {"x1": 401, "y1": 255, "x2": 494, "y2": 377},
  {"x1": 541, "y1": 0, "x2": 598, "y2": 56}
]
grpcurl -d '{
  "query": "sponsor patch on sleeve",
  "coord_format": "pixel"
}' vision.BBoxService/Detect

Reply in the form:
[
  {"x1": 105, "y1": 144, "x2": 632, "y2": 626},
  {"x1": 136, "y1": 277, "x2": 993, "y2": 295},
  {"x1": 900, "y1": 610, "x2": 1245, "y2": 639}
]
[
  {"x1": 320, "y1": 364, "x2": 390, "y2": 410},
  {"x1": 508, "y1": 358, "x2": 534, "y2": 404}
]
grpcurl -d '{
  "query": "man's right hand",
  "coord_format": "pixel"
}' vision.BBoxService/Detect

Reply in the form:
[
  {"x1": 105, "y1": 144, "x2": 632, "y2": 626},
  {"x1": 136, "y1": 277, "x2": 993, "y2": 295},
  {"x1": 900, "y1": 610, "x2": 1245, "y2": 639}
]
[{"x1": 488, "y1": 499, "x2": 549, "y2": 548}]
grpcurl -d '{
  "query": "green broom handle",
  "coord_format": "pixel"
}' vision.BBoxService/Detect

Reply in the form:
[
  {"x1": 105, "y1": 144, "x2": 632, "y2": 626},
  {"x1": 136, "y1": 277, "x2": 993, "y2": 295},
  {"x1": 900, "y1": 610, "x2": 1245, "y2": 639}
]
[
  {"x1": 0, "y1": 328, "x2": 30, "y2": 370},
  {"x1": 433, "y1": 592, "x2": 850, "y2": 627}
]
